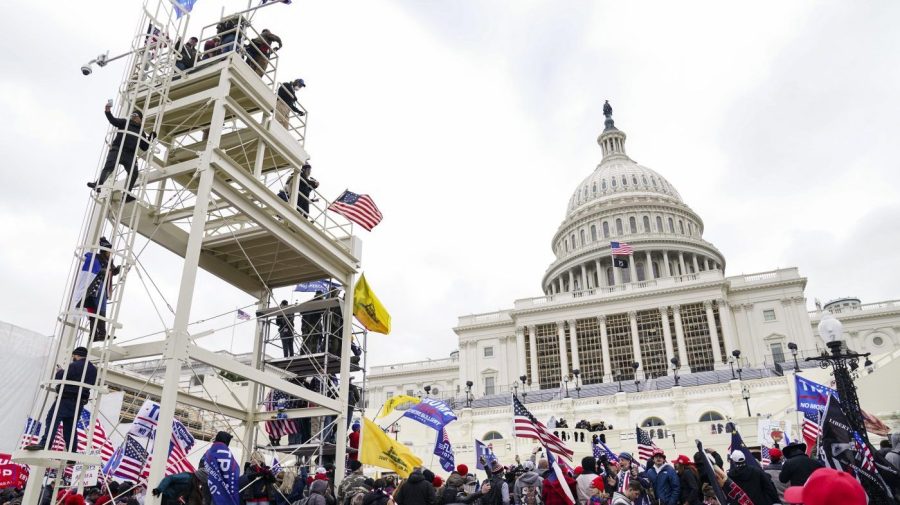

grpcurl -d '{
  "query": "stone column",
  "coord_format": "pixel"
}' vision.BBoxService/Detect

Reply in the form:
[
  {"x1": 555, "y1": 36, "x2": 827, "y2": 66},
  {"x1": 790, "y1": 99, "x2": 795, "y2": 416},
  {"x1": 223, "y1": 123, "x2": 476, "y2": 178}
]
[
  {"x1": 628, "y1": 311, "x2": 643, "y2": 377},
  {"x1": 742, "y1": 304, "x2": 757, "y2": 365},
  {"x1": 705, "y1": 257, "x2": 711, "y2": 270},
  {"x1": 568, "y1": 270, "x2": 575, "y2": 292},
  {"x1": 568, "y1": 319, "x2": 581, "y2": 372},
  {"x1": 645, "y1": 250, "x2": 654, "y2": 279},
  {"x1": 716, "y1": 299, "x2": 737, "y2": 357},
  {"x1": 704, "y1": 300, "x2": 724, "y2": 365},
  {"x1": 556, "y1": 321, "x2": 569, "y2": 381},
  {"x1": 663, "y1": 251, "x2": 671, "y2": 277},
  {"x1": 581, "y1": 264, "x2": 589, "y2": 290},
  {"x1": 613, "y1": 260, "x2": 622, "y2": 285},
  {"x1": 692, "y1": 254, "x2": 700, "y2": 274},
  {"x1": 599, "y1": 315, "x2": 612, "y2": 382},
  {"x1": 629, "y1": 257, "x2": 638, "y2": 284},
  {"x1": 528, "y1": 324, "x2": 540, "y2": 387},
  {"x1": 673, "y1": 304, "x2": 690, "y2": 368},
  {"x1": 515, "y1": 327, "x2": 527, "y2": 379},
  {"x1": 678, "y1": 252, "x2": 686, "y2": 276},
  {"x1": 595, "y1": 259, "x2": 605, "y2": 287},
  {"x1": 660, "y1": 307, "x2": 675, "y2": 367},
  {"x1": 557, "y1": 277, "x2": 563, "y2": 295}
]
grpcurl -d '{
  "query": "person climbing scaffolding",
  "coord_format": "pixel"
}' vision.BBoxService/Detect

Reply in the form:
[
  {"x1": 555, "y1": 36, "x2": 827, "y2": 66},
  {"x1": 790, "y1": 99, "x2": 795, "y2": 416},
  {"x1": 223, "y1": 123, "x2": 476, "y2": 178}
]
[{"x1": 88, "y1": 101, "x2": 156, "y2": 202}]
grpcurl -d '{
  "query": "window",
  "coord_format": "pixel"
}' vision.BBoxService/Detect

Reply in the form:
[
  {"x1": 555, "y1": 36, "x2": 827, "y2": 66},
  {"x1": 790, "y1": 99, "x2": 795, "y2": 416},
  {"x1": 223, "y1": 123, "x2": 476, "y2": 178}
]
[
  {"x1": 484, "y1": 376, "x2": 496, "y2": 396},
  {"x1": 483, "y1": 431, "x2": 503, "y2": 441},
  {"x1": 679, "y1": 220, "x2": 685, "y2": 234},
  {"x1": 564, "y1": 239, "x2": 568, "y2": 252},
  {"x1": 611, "y1": 177, "x2": 617, "y2": 188},
  {"x1": 592, "y1": 182, "x2": 597, "y2": 194},
  {"x1": 688, "y1": 222, "x2": 693, "y2": 236},
  {"x1": 698, "y1": 411, "x2": 724, "y2": 422},
  {"x1": 406, "y1": 389, "x2": 414, "y2": 397},
  {"x1": 643, "y1": 216, "x2": 651, "y2": 232},
  {"x1": 656, "y1": 216, "x2": 663, "y2": 232},
  {"x1": 591, "y1": 225, "x2": 597, "y2": 241},
  {"x1": 606, "y1": 267, "x2": 614, "y2": 286},
  {"x1": 763, "y1": 309, "x2": 776, "y2": 321},
  {"x1": 622, "y1": 175, "x2": 628, "y2": 186},
  {"x1": 770, "y1": 343, "x2": 785, "y2": 364},
  {"x1": 431, "y1": 386, "x2": 439, "y2": 395},
  {"x1": 616, "y1": 219, "x2": 623, "y2": 235},
  {"x1": 629, "y1": 216, "x2": 637, "y2": 233},
  {"x1": 603, "y1": 222, "x2": 610, "y2": 238},
  {"x1": 571, "y1": 234, "x2": 576, "y2": 248},
  {"x1": 483, "y1": 346, "x2": 494, "y2": 358},
  {"x1": 642, "y1": 417, "x2": 666, "y2": 427},
  {"x1": 602, "y1": 179, "x2": 607, "y2": 190},
  {"x1": 580, "y1": 229, "x2": 586, "y2": 245},
  {"x1": 636, "y1": 262, "x2": 645, "y2": 282},
  {"x1": 668, "y1": 218, "x2": 675, "y2": 233},
  {"x1": 385, "y1": 391, "x2": 394, "y2": 400},
  {"x1": 632, "y1": 175, "x2": 638, "y2": 185},
  {"x1": 651, "y1": 176, "x2": 657, "y2": 187},
  {"x1": 642, "y1": 175, "x2": 648, "y2": 185},
  {"x1": 873, "y1": 335, "x2": 885, "y2": 347}
]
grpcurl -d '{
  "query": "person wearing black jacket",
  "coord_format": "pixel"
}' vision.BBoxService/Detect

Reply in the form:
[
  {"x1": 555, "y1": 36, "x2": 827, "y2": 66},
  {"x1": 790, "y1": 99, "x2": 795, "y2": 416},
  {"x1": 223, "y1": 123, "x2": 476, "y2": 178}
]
[
  {"x1": 672, "y1": 456, "x2": 702, "y2": 505},
  {"x1": 25, "y1": 347, "x2": 98, "y2": 452},
  {"x1": 274, "y1": 300, "x2": 295, "y2": 357},
  {"x1": 276, "y1": 79, "x2": 306, "y2": 127},
  {"x1": 395, "y1": 469, "x2": 436, "y2": 505},
  {"x1": 88, "y1": 102, "x2": 156, "y2": 202},
  {"x1": 726, "y1": 452, "x2": 779, "y2": 505},
  {"x1": 175, "y1": 37, "x2": 198, "y2": 71},
  {"x1": 778, "y1": 442, "x2": 823, "y2": 486}
]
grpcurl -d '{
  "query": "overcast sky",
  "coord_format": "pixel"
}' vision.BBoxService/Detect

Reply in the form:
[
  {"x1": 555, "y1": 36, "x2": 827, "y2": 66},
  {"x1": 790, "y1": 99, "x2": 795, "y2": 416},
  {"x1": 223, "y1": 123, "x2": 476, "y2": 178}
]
[{"x1": 1, "y1": 1, "x2": 899, "y2": 369}]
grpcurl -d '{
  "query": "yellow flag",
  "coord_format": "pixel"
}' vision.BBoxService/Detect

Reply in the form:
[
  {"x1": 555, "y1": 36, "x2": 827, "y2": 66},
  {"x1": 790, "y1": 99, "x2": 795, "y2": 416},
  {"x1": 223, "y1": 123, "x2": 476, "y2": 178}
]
[
  {"x1": 360, "y1": 417, "x2": 422, "y2": 478},
  {"x1": 376, "y1": 394, "x2": 421, "y2": 419},
  {"x1": 353, "y1": 273, "x2": 391, "y2": 334}
]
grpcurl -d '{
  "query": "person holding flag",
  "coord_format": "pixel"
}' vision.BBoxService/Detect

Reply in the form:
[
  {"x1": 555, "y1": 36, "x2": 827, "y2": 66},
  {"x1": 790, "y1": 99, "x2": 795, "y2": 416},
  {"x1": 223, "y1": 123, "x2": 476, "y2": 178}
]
[{"x1": 202, "y1": 431, "x2": 240, "y2": 505}]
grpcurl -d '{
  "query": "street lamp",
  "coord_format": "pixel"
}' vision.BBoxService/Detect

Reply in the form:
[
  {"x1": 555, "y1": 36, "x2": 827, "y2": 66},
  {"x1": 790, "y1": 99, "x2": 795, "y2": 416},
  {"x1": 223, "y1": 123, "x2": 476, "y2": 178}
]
[
  {"x1": 465, "y1": 380, "x2": 474, "y2": 408},
  {"x1": 741, "y1": 385, "x2": 751, "y2": 417},
  {"x1": 730, "y1": 349, "x2": 741, "y2": 380},
  {"x1": 423, "y1": 385, "x2": 431, "y2": 397},
  {"x1": 807, "y1": 313, "x2": 885, "y2": 503},
  {"x1": 632, "y1": 362, "x2": 641, "y2": 391},
  {"x1": 520, "y1": 375, "x2": 528, "y2": 399},
  {"x1": 572, "y1": 369, "x2": 582, "y2": 398},
  {"x1": 787, "y1": 342, "x2": 801, "y2": 372},
  {"x1": 865, "y1": 357, "x2": 875, "y2": 375},
  {"x1": 513, "y1": 382, "x2": 519, "y2": 397},
  {"x1": 671, "y1": 357, "x2": 681, "y2": 386}
]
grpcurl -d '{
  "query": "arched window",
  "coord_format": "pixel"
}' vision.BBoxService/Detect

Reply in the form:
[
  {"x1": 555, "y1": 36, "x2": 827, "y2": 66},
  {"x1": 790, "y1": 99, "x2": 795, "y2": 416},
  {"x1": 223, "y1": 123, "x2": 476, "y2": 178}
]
[
  {"x1": 564, "y1": 239, "x2": 568, "y2": 252},
  {"x1": 603, "y1": 222, "x2": 610, "y2": 238},
  {"x1": 651, "y1": 176, "x2": 657, "y2": 187},
  {"x1": 636, "y1": 262, "x2": 645, "y2": 282},
  {"x1": 641, "y1": 417, "x2": 666, "y2": 427},
  {"x1": 688, "y1": 223, "x2": 693, "y2": 236},
  {"x1": 592, "y1": 182, "x2": 597, "y2": 194},
  {"x1": 668, "y1": 218, "x2": 675, "y2": 233},
  {"x1": 571, "y1": 234, "x2": 576, "y2": 248},
  {"x1": 652, "y1": 262, "x2": 660, "y2": 278},
  {"x1": 622, "y1": 267, "x2": 631, "y2": 283},
  {"x1": 679, "y1": 220, "x2": 685, "y2": 234},
  {"x1": 616, "y1": 219, "x2": 623, "y2": 235},
  {"x1": 698, "y1": 411, "x2": 724, "y2": 422},
  {"x1": 656, "y1": 216, "x2": 663, "y2": 232},
  {"x1": 580, "y1": 229, "x2": 586, "y2": 245},
  {"x1": 483, "y1": 431, "x2": 504, "y2": 441},
  {"x1": 611, "y1": 177, "x2": 617, "y2": 188},
  {"x1": 622, "y1": 175, "x2": 628, "y2": 186},
  {"x1": 642, "y1": 175, "x2": 648, "y2": 185},
  {"x1": 629, "y1": 217, "x2": 637, "y2": 233},
  {"x1": 591, "y1": 225, "x2": 597, "y2": 241},
  {"x1": 632, "y1": 175, "x2": 638, "y2": 185},
  {"x1": 602, "y1": 179, "x2": 608, "y2": 190},
  {"x1": 643, "y1": 216, "x2": 651, "y2": 232},
  {"x1": 584, "y1": 186, "x2": 588, "y2": 198}
]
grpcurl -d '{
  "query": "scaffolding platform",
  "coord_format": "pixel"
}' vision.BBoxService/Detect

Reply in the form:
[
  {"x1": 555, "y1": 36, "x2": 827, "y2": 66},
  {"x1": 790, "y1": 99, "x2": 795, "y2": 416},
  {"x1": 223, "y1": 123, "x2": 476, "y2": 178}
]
[
  {"x1": 260, "y1": 442, "x2": 336, "y2": 457},
  {"x1": 267, "y1": 352, "x2": 362, "y2": 376}
]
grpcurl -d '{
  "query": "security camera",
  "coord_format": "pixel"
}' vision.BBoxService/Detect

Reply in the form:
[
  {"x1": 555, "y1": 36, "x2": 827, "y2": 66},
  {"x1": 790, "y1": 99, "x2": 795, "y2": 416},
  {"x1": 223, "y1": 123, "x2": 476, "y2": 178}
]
[
  {"x1": 81, "y1": 65, "x2": 92, "y2": 76},
  {"x1": 96, "y1": 53, "x2": 109, "y2": 67}
]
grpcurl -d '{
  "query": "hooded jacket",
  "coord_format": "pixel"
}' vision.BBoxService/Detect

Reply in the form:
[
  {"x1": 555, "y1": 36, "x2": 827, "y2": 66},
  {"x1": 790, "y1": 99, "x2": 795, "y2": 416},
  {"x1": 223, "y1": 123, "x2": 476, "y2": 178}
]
[
  {"x1": 513, "y1": 471, "x2": 544, "y2": 505},
  {"x1": 645, "y1": 463, "x2": 679, "y2": 505},
  {"x1": 778, "y1": 445, "x2": 823, "y2": 486},
  {"x1": 609, "y1": 492, "x2": 632, "y2": 505},
  {"x1": 308, "y1": 479, "x2": 330, "y2": 505},
  {"x1": 676, "y1": 467, "x2": 702, "y2": 505},
  {"x1": 395, "y1": 471, "x2": 436, "y2": 505},
  {"x1": 886, "y1": 433, "x2": 900, "y2": 470},
  {"x1": 439, "y1": 474, "x2": 466, "y2": 505},
  {"x1": 727, "y1": 464, "x2": 779, "y2": 505}
]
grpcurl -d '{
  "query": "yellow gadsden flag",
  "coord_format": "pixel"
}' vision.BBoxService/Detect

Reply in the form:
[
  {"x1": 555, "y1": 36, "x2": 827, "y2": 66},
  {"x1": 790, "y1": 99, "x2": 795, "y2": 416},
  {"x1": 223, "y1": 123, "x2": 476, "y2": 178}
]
[
  {"x1": 360, "y1": 417, "x2": 422, "y2": 478},
  {"x1": 353, "y1": 273, "x2": 391, "y2": 334},
  {"x1": 376, "y1": 394, "x2": 421, "y2": 419}
]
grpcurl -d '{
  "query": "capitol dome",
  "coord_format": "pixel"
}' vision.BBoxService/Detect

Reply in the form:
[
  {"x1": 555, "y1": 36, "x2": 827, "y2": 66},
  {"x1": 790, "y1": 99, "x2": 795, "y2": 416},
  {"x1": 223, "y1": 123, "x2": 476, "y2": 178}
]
[{"x1": 542, "y1": 103, "x2": 726, "y2": 295}]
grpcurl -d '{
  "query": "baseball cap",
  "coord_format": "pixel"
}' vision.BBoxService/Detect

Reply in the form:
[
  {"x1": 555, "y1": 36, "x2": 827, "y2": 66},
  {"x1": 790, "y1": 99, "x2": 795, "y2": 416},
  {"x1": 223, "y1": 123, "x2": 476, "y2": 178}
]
[
  {"x1": 729, "y1": 451, "x2": 746, "y2": 463},
  {"x1": 784, "y1": 468, "x2": 865, "y2": 505},
  {"x1": 672, "y1": 455, "x2": 693, "y2": 466},
  {"x1": 769, "y1": 448, "x2": 783, "y2": 461},
  {"x1": 651, "y1": 448, "x2": 666, "y2": 458},
  {"x1": 590, "y1": 476, "x2": 605, "y2": 491}
]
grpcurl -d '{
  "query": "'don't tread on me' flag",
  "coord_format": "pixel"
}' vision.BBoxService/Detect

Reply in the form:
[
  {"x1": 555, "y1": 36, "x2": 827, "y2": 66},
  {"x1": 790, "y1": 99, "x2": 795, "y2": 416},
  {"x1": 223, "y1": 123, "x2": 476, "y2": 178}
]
[
  {"x1": 328, "y1": 190, "x2": 383, "y2": 231},
  {"x1": 377, "y1": 394, "x2": 421, "y2": 419},
  {"x1": 360, "y1": 417, "x2": 422, "y2": 478},
  {"x1": 353, "y1": 273, "x2": 391, "y2": 334}
]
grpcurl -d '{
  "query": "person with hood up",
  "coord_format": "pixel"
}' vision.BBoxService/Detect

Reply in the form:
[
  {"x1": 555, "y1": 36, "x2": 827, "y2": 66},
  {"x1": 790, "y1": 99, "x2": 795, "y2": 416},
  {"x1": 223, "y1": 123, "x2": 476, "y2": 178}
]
[
  {"x1": 885, "y1": 432, "x2": 900, "y2": 470},
  {"x1": 671, "y1": 455, "x2": 702, "y2": 505},
  {"x1": 609, "y1": 482, "x2": 642, "y2": 505},
  {"x1": 575, "y1": 457, "x2": 599, "y2": 505},
  {"x1": 438, "y1": 471, "x2": 468, "y2": 505},
  {"x1": 762, "y1": 448, "x2": 788, "y2": 501},
  {"x1": 778, "y1": 442, "x2": 823, "y2": 486},
  {"x1": 362, "y1": 482, "x2": 392, "y2": 505},
  {"x1": 513, "y1": 460, "x2": 543, "y2": 505},
  {"x1": 726, "y1": 451, "x2": 778, "y2": 505},
  {"x1": 644, "y1": 449, "x2": 679, "y2": 505},
  {"x1": 394, "y1": 468, "x2": 436, "y2": 505},
  {"x1": 308, "y1": 478, "x2": 332, "y2": 505},
  {"x1": 338, "y1": 460, "x2": 371, "y2": 505}
]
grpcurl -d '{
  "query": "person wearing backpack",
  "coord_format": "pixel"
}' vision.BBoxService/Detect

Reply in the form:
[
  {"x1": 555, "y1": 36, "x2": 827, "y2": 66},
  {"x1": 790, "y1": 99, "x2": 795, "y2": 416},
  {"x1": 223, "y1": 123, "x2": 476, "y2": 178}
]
[{"x1": 513, "y1": 461, "x2": 544, "y2": 505}]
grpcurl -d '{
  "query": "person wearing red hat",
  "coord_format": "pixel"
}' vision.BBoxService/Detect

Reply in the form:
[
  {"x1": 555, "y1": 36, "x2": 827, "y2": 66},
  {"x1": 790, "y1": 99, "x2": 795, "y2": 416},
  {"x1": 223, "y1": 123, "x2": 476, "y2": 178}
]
[
  {"x1": 783, "y1": 468, "x2": 866, "y2": 505},
  {"x1": 588, "y1": 476, "x2": 608, "y2": 505},
  {"x1": 645, "y1": 449, "x2": 679, "y2": 505},
  {"x1": 457, "y1": 464, "x2": 470, "y2": 477},
  {"x1": 762, "y1": 448, "x2": 788, "y2": 502},
  {"x1": 672, "y1": 455, "x2": 701, "y2": 505}
]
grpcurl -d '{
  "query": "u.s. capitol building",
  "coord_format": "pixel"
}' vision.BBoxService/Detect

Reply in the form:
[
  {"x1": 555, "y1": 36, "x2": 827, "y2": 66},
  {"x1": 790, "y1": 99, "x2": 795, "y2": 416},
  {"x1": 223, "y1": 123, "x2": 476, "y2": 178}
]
[{"x1": 365, "y1": 107, "x2": 900, "y2": 465}]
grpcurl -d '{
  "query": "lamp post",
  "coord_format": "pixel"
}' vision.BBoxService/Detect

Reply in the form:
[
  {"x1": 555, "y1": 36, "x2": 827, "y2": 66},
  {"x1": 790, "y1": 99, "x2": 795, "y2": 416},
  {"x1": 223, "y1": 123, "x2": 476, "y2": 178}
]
[
  {"x1": 423, "y1": 385, "x2": 431, "y2": 397},
  {"x1": 632, "y1": 362, "x2": 641, "y2": 392},
  {"x1": 865, "y1": 357, "x2": 875, "y2": 375},
  {"x1": 520, "y1": 375, "x2": 528, "y2": 399},
  {"x1": 563, "y1": 377, "x2": 570, "y2": 398},
  {"x1": 513, "y1": 382, "x2": 519, "y2": 397},
  {"x1": 465, "y1": 380, "x2": 473, "y2": 408},
  {"x1": 730, "y1": 349, "x2": 741, "y2": 380},
  {"x1": 787, "y1": 342, "x2": 801, "y2": 372},
  {"x1": 807, "y1": 312, "x2": 885, "y2": 504},
  {"x1": 671, "y1": 357, "x2": 681, "y2": 386},
  {"x1": 572, "y1": 369, "x2": 582, "y2": 398},
  {"x1": 741, "y1": 385, "x2": 751, "y2": 417}
]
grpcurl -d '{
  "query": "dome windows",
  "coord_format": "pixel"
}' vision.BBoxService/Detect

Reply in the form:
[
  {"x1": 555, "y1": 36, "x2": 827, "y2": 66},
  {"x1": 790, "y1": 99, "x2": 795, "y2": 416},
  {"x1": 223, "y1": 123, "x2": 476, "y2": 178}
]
[
  {"x1": 679, "y1": 220, "x2": 685, "y2": 234},
  {"x1": 611, "y1": 178, "x2": 617, "y2": 188},
  {"x1": 642, "y1": 175, "x2": 648, "y2": 185},
  {"x1": 656, "y1": 216, "x2": 663, "y2": 232},
  {"x1": 616, "y1": 219, "x2": 623, "y2": 235},
  {"x1": 688, "y1": 222, "x2": 693, "y2": 236},
  {"x1": 564, "y1": 239, "x2": 569, "y2": 252},
  {"x1": 622, "y1": 175, "x2": 628, "y2": 186},
  {"x1": 632, "y1": 175, "x2": 638, "y2": 185},
  {"x1": 571, "y1": 233, "x2": 576, "y2": 248},
  {"x1": 668, "y1": 217, "x2": 675, "y2": 233},
  {"x1": 580, "y1": 229, "x2": 586, "y2": 245},
  {"x1": 603, "y1": 221, "x2": 610, "y2": 238},
  {"x1": 651, "y1": 176, "x2": 658, "y2": 187},
  {"x1": 591, "y1": 225, "x2": 597, "y2": 241},
  {"x1": 629, "y1": 216, "x2": 637, "y2": 233},
  {"x1": 643, "y1": 216, "x2": 651, "y2": 233},
  {"x1": 602, "y1": 179, "x2": 608, "y2": 190},
  {"x1": 592, "y1": 182, "x2": 597, "y2": 194}
]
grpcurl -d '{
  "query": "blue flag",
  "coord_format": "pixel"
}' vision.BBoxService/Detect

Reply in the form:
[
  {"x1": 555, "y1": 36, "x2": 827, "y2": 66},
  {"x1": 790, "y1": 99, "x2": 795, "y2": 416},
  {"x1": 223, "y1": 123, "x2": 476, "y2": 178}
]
[
  {"x1": 172, "y1": 0, "x2": 197, "y2": 17},
  {"x1": 795, "y1": 375, "x2": 836, "y2": 424},
  {"x1": 204, "y1": 441, "x2": 240, "y2": 505},
  {"x1": 434, "y1": 428, "x2": 455, "y2": 472},
  {"x1": 294, "y1": 279, "x2": 341, "y2": 292},
  {"x1": 401, "y1": 397, "x2": 457, "y2": 431},
  {"x1": 593, "y1": 440, "x2": 619, "y2": 463},
  {"x1": 474, "y1": 439, "x2": 496, "y2": 470},
  {"x1": 729, "y1": 425, "x2": 761, "y2": 470}
]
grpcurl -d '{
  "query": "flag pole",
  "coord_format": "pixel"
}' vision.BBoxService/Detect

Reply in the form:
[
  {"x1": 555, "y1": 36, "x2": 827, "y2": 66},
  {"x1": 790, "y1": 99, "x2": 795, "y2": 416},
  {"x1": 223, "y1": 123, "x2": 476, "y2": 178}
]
[{"x1": 230, "y1": 308, "x2": 238, "y2": 353}]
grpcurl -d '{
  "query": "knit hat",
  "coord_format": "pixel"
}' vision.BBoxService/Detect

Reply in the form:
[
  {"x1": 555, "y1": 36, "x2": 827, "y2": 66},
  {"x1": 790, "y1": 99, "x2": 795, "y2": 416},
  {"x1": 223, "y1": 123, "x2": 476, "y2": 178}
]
[
  {"x1": 72, "y1": 347, "x2": 89, "y2": 357},
  {"x1": 522, "y1": 460, "x2": 535, "y2": 472},
  {"x1": 457, "y1": 464, "x2": 469, "y2": 476},
  {"x1": 618, "y1": 452, "x2": 633, "y2": 461},
  {"x1": 348, "y1": 460, "x2": 362, "y2": 472},
  {"x1": 432, "y1": 476, "x2": 443, "y2": 488},
  {"x1": 768, "y1": 448, "x2": 783, "y2": 462},
  {"x1": 423, "y1": 469, "x2": 435, "y2": 483},
  {"x1": 490, "y1": 460, "x2": 504, "y2": 473},
  {"x1": 590, "y1": 476, "x2": 605, "y2": 491},
  {"x1": 214, "y1": 431, "x2": 233, "y2": 445},
  {"x1": 574, "y1": 466, "x2": 583, "y2": 476},
  {"x1": 784, "y1": 468, "x2": 866, "y2": 505}
]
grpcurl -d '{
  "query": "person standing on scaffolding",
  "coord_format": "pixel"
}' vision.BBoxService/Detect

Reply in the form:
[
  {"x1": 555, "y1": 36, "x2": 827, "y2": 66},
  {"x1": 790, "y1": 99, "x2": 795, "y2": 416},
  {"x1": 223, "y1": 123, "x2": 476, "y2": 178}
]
[
  {"x1": 88, "y1": 102, "x2": 156, "y2": 202},
  {"x1": 276, "y1": 79, "x2": 305, "y2": 128},
  {"x1": 274, "y1": 300, "x2": 296, "y2": 358},
  {"x1": 78, "y1": 237, "x2": 120, "y2": 342},
  {"x1": 25, "y1": 347, "x2": 98, "y2": 452},
  {"x1": 245, "y1": 28, "x2": 282, "y2": 77}
]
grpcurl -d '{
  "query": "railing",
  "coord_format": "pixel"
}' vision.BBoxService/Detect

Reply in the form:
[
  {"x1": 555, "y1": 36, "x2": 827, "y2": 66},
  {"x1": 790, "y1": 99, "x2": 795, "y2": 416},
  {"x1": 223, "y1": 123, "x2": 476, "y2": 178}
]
[
  {"x1": 370, "y1": 356, "x2": 460, "y2": 374},
  {"x1": 809, "y1": 299, "x2": 900, "y2": 318},
  {"x1": 456, "y1": 310, "x2": 513, "y2": 327},
  {"x1": 728, "y1": 268, "x2": 801, "y2": 287},
  {"x1": 549, "y1": 231, "x2": 718, "y2": 263}
]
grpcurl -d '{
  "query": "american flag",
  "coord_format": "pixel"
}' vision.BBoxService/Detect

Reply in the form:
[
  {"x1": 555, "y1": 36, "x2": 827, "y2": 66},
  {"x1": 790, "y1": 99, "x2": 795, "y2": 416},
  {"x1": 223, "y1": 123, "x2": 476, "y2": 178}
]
[
  {"x1": 237, "y1": 309, "x2": 252, "y2": 321},
  {"x1": 264, "y1": 390, "x2": 298, "y2": 440},
  {"x1": 546, "y1": 448, "x2": 576, "y2": 505},
  {"x1": 328, "y1": 190, "x2": 383, "y2": 231},
  {"x1": 51, "y1": 423, "x2": 67, "y2": 451},
  {"x1": 19, "y1": 417, "x2": 42, "y2": 448},
  {"x1": 113, "y1": 436, "x2": 150, "y2": 483},
  {"x1": 593, "y1": 440, "x2": 619, "y2": 463},
  {"x1": 76, "y1": 409, "x2": 115, "y2": 464},
  {"x1": 611, "y1": 241, "x2": 633, "y2": 256},
  {"x1": 802, "y1": 415, "x2": 820, "y2": 453},
  {"x1": 852, "y1": 432, "x2": 877, "y2": 473},
  {"x1": 271, "y1": 457, "x2": 282, "y2": 475},
  {"x1": 760, "y1": 445, "x2": 770, "y2": 466},
  {"x1": 636, "y1": 427, "x2": 659, "y2": 461},
  {"x1": 512, "y1": 395, "x2": 573, "y2": 462}
]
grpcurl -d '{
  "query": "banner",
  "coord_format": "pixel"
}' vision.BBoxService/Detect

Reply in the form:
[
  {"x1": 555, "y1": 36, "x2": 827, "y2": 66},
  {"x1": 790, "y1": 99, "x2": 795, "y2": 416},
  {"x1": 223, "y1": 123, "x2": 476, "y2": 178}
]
[
  {"x1": 474, "y1": 439, "x2": 496, "y2": 470},
  {"x1": 129, "y1": 399, "x2": 160, "y2": 439},
  {"x1": 295, "y1": 280, "x2": 340, "y2": 293},
  {"x1": 353, "y1": 274, "x2": 391, "y2": 334},
  {"x1": 359, "y1": 417, "x2": 422, "y2": 478},
  {"x1": 0, "y1": 454, "x2": 25, "y2": 489},
  {"x1": 204, "y1": 442, "x2": 240, "y2": 505},
  {"x1": 729, "y1": 425, "x2": 761, "y2": 470},
  {"x1": 401, "y1": 397, "x2": 457, "y2": 431},
  {"x1": 433, "y1": 428, "x2": 455, "y2": 472},
  {"x1": 757, "y1": 419, "x2": 793, "y2": 449},
  {"x1": 377, "y1": 395, "x2": 421, "y2": 419}
]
